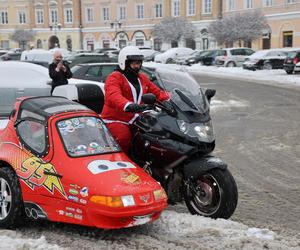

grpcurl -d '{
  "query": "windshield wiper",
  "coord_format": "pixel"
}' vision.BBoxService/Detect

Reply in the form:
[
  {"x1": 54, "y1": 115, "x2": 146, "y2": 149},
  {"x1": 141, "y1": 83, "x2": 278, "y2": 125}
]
[{"x1": 175, "y1": 89, "x2": 198, "y2": 110}]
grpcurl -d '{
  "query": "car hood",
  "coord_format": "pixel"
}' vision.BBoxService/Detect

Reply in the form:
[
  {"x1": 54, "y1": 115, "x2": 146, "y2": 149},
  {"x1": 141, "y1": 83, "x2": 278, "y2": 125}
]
[{"x1": 55, "y1": 153, "x2": 161, "y2": 197}]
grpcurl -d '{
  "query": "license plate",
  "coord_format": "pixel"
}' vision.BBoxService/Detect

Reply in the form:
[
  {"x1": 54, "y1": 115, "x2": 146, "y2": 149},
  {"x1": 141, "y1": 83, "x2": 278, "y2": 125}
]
[{"x1": 132, "y1": 214, "x2": 152, "y2": 225}]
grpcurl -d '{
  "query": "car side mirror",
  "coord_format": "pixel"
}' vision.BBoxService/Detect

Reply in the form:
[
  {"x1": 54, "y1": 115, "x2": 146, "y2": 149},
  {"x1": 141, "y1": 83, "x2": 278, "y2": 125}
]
[
  {"x1": 205, "y1": 89, "x2": 216, "y2": 102},
  {"x1": 142, "y1": 93, "x2": 156, "y2": 105}
]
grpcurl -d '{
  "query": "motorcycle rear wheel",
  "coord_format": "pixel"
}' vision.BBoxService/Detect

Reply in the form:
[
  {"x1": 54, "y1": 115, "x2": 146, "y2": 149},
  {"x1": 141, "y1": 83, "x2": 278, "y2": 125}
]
[{"x1": 183, "y1": 168, "x2": 238, "y2": 219}]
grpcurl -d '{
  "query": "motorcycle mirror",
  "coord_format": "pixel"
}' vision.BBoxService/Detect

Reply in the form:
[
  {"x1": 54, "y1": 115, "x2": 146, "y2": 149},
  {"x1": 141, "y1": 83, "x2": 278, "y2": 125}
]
[
  {"x1": 205, "y1": 89, "x2": 216, "y2": 101},
  {"x1": 149, "y1": 74, "x2": 157, "y2": 82},
  {"x1": 142, "y1": 93, "x2": 156, "y2": 105}
]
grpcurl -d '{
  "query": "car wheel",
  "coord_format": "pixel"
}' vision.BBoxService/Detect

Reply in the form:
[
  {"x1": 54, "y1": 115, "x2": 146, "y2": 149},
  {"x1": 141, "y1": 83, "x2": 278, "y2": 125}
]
[
  {"x1": 285, "y1": 70, "x2": 293, "y2": 74},
  {"x1": 263, "y1": 62, "x2": 272, "y2": 70},
  {"x1": 0, "y1": 167, "x2": 24, "y2": 228},
  {"x1": 166, "y1": 58, "x2": 174, "y2": 64},
  {"x1": 226, "y1": 61, "x2": 236, "y2": 67}
]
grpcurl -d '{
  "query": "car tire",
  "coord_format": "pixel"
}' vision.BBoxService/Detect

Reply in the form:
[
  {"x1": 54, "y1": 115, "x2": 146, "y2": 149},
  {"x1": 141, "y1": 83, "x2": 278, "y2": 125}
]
[
  {"x1": 285, "y1": 70, "x2": 293, "y2": 74},
  {"x1": 226, "y1": 61, "x2": 236, "y2": 67},
  {"x1": 0, "y1": 166, "x2": 24, "y2": 229},
  {"x1": 166, "y1": 58, "x2": 174, "y2": 64},
  {"x1": 263, "y1": 62, "x2": 272, "y2": 70}
]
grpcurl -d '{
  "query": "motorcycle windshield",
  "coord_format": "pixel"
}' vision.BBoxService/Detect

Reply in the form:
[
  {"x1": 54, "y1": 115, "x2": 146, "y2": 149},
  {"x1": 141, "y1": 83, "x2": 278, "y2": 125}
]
[{"x1": 156, "y1": 68, "x2": 209, "y2": 113}]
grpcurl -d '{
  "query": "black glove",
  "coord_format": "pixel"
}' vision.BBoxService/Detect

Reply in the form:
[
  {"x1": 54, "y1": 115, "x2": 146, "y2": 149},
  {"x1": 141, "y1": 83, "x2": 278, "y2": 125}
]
[{"x1": 125, "y1": 103, "x2": 146, "y2": 113}]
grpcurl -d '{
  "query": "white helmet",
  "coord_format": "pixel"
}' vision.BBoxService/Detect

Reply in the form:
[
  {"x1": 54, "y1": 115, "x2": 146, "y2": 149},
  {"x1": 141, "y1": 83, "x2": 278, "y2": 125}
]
[{"x1": 118, "y1": 46, "x2": 144, "y2": 70}]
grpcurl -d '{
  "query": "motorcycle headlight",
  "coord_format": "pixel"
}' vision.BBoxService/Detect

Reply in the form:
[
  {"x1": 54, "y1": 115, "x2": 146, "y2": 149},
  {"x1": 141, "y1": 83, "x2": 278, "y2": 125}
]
[{"x1": 177, "y1": 120, "x2": 214, "y2": 143}]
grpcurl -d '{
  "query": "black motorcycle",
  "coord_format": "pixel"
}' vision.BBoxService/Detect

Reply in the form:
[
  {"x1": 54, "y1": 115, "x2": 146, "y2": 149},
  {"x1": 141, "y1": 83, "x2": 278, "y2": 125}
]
[
  {"x1": 53, "y1": 67, "x2": 238, "y2": 219},
  {"x1": 129, "y1": 68, "x2": 238, "y2": 219}
]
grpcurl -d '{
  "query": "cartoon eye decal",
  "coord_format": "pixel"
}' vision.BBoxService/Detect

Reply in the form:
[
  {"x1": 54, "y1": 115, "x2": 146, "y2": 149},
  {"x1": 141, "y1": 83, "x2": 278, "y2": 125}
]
[
  {"x1": 97, "y1": 165, "x2": 109, "y2": 170},
  {"x1": 71, "y1": 118, "x2": 80, "y2": 126},
  {"x1": 75, "y1": 145, "x2": 87, "y2": 155},
  {"x1": 86, "y1": 118, "x2": 96, "y2": 127},
  {"x1": 89, "y1": 142, "x2": 99, "y2": 149},
  {"x1": 116, "y1": 162, "x2": 127, "y2": 167},
  {"x1": 58, "y1": 121, "x2": 67, "y2": 128}
]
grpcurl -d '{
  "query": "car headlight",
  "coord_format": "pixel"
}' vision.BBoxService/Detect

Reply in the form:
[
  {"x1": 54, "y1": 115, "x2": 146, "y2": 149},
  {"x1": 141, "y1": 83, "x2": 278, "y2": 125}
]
[
  {"x1": 90, "y1": 195, "x2": 135, "y2": 207},
  {"x1": 153, "y1": 189, "x2": 167, "y2": 201},
  {"x1": 177, "y1": 120, "x2": 214, "y2": 143}
]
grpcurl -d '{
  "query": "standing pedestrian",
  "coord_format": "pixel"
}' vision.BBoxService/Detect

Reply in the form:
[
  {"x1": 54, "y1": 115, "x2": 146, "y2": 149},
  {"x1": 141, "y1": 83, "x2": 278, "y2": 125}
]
[{"x1": 49, "y1": 51, "x2": 72, "y2": 95}]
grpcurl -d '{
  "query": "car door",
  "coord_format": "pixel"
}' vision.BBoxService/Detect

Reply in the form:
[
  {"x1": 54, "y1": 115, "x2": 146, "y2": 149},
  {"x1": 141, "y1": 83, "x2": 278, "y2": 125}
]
[
  {"x1": 84, "y1": 66, "x2": 101, "y2": 81},
  {"x1": 99, "y1": 65, "x2": 118, "y2": 82}
]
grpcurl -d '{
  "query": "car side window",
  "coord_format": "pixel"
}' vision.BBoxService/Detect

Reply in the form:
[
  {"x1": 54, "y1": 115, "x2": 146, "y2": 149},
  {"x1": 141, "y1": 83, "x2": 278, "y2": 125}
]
[
  {"x1": 101, "y1": 65, "x2": 118, "y2": 80},
  {"x1": 17, "y1": 120, "x2": 46, "y2": 154},
  {"x1": 85, "y1": 66, "x2": 100, "y2": 77},
  {"x1": 245, "y1": 49, "x2": 254, "y2": 56}
]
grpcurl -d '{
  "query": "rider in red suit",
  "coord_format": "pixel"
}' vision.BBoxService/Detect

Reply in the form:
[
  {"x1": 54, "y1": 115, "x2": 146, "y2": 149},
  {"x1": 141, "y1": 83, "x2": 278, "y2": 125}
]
[{"x1": 101, "y1": 46, "x2": 169, "y2": 153}]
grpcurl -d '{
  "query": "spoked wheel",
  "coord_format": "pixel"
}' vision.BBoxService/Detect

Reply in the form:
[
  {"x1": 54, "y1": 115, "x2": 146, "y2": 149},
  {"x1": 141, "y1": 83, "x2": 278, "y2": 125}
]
[
  {"x1": 183, "y1": 168, "x2": 238, "y2": 219},
  {"x1": 0, "y1": 167, "x2": 24, "y2": 228}
]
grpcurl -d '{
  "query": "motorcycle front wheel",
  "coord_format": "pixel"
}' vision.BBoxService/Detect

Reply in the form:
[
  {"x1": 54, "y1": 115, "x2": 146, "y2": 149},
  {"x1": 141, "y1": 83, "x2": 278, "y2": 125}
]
[{"x1": 183, "y1": 168, "x2": 238, "y2": 219}]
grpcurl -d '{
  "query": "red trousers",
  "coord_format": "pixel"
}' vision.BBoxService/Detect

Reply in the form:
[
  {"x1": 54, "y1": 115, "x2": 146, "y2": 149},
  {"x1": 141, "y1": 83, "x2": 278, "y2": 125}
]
[{"x1": 105, "y1": 122, "x2": 132, "y2": 154}]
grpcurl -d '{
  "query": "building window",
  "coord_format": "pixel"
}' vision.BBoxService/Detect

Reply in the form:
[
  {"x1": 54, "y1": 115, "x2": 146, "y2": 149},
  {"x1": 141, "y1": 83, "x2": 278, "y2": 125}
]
[
  {"x1": 86, "y1": 8, "x2": 94, "y2": 22},
  {"x1": 203, "y1": 0, "x2": 212, "y2": 14},
  {"x1": 1, "y1": 11, "x2": 8, "y2": 24},
  {"x1": 50, "y1": 9, "x2": 58, "y2": 23},
  {"x1": 118, "y1": 6, "x2": 126, "y2": 20},
  {"x1": 172, "y1": 0, "x2": 180, "y2": 17},
  {"x1": 0, "y1": 40, "x2": 9, "y2": 49},
  {"x1": 155, "y1": 3, "x2": 163, "y2": 18},
  {"x1": 154, "y1": 38, "x2": 162, "y2": 51},
  {"x1": 245, "y1": 0, "x2": 252, "y2": 9},
  {"x1": 18, "y1": 11, "x2": 26, "y2": 24},
  {"x1": 103, "y1": 7, "x2": 110, "y2": 21},
  {"x1": 136, "y1": 39, "x2": 144, "y2": 47},
  {"x1": 187, "y1": 0, "x2": 195, "y2": 16},
  {"x1": 103, "y1": 40, "x2": 110, "y2": 48},
  {"x1": 287, "y1": 0, "x2": 295, "y2": 3},
  {"x1": 64, "y1": 8, "x2": 73, "y2": 23},
  {"x1": 35, "y1": 9, "x2": 44, "y2": 24},
  {"x1": 283, "y1": 31, "x2": 293, "y2": 47},
  {"x1": 136, "y1": 4, "x2": 144, "y2": 19},
  {"x1": 228, "y1": 0, "x2": 235, "y2": 10},
  {"x1": 263, "y1": 0, "x2": 272, "y2": 6}
]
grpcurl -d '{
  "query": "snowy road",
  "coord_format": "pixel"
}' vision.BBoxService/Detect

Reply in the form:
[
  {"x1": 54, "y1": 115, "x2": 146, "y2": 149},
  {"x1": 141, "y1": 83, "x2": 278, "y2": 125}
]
[{"x1": 1, "y1": 68, "x2": 300, "y2": 249}]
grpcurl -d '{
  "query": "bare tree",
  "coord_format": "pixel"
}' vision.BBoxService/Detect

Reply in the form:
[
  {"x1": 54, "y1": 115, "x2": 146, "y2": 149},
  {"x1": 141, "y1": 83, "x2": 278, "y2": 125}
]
[
  {"x1": 152, "y1": 17, "x2": 196, "y2": 44},
  {"x1": 208, "y1": 10, "x2": 268, "y2": 47},
  {"x1": 10, "y1": 29, "x2": 36, "y2": 48}
]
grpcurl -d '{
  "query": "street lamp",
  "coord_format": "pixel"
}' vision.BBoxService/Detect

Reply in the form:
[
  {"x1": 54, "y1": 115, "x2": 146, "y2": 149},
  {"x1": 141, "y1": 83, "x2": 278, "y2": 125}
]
[
  {"x1": 110, "y1": 20, "x2": 122, "y2": 48},
  {"x1": 49, "y1": 22, "x2": 62, "y2": 36},
  {"x1": 49, "y1": 22, "x2": 62, "y2": 48}
]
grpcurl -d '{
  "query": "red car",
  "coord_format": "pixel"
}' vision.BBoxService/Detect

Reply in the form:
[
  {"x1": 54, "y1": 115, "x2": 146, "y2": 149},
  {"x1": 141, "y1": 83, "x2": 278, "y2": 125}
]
[{"x1": 0, "y1": 96, "x2": 167, "y2": 229}]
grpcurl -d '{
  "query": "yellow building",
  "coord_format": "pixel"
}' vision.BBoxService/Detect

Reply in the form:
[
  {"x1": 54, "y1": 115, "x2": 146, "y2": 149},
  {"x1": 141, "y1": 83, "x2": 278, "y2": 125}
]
[
  {"x1": 0, "y1": 0, "x2": 299, "y2": 51},
  {"x1": 0, "y1": 0, "x2": 82, "y2": 50},
  {"x1": 222, "y1": 0, "x2": 300, "y2": 49}
]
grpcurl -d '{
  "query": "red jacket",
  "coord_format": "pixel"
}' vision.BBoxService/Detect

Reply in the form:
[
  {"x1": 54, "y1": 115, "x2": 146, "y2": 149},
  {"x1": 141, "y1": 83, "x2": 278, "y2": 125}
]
[{"x1": 101, "y1": 71, "x2": 169, "y2": 124}]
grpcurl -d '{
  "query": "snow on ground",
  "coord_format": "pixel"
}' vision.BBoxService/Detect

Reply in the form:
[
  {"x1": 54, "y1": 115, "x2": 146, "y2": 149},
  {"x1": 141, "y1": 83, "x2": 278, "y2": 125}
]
[
  {"x1": 0, "y1": 230, "x2": 61, "y2": 250},
  {"x1": 144, "y1": 62, "x2": 300, "y2": 88},
  {"x1": 1, "y1": 210, "x2": 298, "y2": 249}
]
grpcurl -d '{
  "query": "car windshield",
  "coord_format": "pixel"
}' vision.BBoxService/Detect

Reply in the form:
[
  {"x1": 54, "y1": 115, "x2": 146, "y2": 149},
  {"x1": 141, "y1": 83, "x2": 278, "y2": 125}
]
[
  {"x1": 57, "y1": 116, "x2": 120, "y2": 157},
  {"x1": 155, "y1": 68, "x2": 209, "y2": 113},
  {"x1": 287, "y1": 51, "x2": 297, "y2": 58}
]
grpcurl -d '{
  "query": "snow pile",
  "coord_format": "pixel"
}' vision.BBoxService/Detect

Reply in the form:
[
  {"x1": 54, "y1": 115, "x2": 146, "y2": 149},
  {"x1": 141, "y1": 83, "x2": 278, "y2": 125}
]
[
  {"x1": 0, "y1": 230, "x2": 62, "y2": 250},
  {"x1": 2, "y1": 210, "x2": 297, "y2": 249}
]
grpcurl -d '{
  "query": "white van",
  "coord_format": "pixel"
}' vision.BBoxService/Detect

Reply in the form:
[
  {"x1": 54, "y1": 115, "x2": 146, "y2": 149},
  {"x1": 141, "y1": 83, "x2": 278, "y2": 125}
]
[{"x1": 21, "y1": 48, "x2": 70, "y2": 64}]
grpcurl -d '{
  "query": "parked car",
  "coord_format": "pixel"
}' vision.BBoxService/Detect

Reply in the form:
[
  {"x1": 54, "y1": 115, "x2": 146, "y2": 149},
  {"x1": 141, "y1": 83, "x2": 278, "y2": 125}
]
[
  {"x1": 72, "y1": 63, "x2": 118, "y2": 82},
  {"x1": 174, "y1": 50, "x2": 203, "y2": 65},
  {"x1": 154, "y1": 47, "x2": 194, "y2": 64},
  {"x1": 144, "y1": 51, "x2": 161, "y2": 62},
  {"x1": 93, "y1": 48, "x2": 118, "y2": 54},
  {"x1": 66, "y1": 53, "x2": 116, "y2": 68},
  {"x1": 21, "y1": 48, "x2": 71, "y2": 64},
  {"x1": 71, "y1": 62, "x2": 156, "y2": 83},
  {"x1": 242, "y1": 49, "x2": 289, "y2": 70},
  {"x1": 0, "y1": 61, "x2": 103, "y2": 116},
  {"x1": 294, "y1": 61, "x2": 300, "y2": 73},
  {"x1": 0, "y1": 49, "x2": 9, "y2": 57},
  {"x1": 0, "y1": 52, "x2": 22, "y2": 61},
  {"x1": 0, "y1": 96, "x2": 167, "y2": 229},
  {"x1": 215, "y1": 47, "x2": 254, "y2": 67},
  {"x1": 196, "y1": 49, "x2": 227, "y2": 66},
  {"x1": 283, "y1": 50, "x2": 300, "y2": 74}
]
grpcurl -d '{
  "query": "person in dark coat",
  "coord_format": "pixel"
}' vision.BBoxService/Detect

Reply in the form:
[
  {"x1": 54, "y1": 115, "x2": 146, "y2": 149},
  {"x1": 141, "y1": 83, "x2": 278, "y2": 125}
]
[{"x1": 48, "y1": 51, "x2": 72, "y2": 94}]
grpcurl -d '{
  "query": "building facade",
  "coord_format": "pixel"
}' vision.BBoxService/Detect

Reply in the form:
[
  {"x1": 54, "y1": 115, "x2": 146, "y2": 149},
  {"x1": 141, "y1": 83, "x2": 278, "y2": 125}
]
[
  {"x1": 222, "y1": 0, "x2": 300, "y2": 49},
  {"x1": 0, "y1": 0, "x2": 299, "y2": 51}
]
